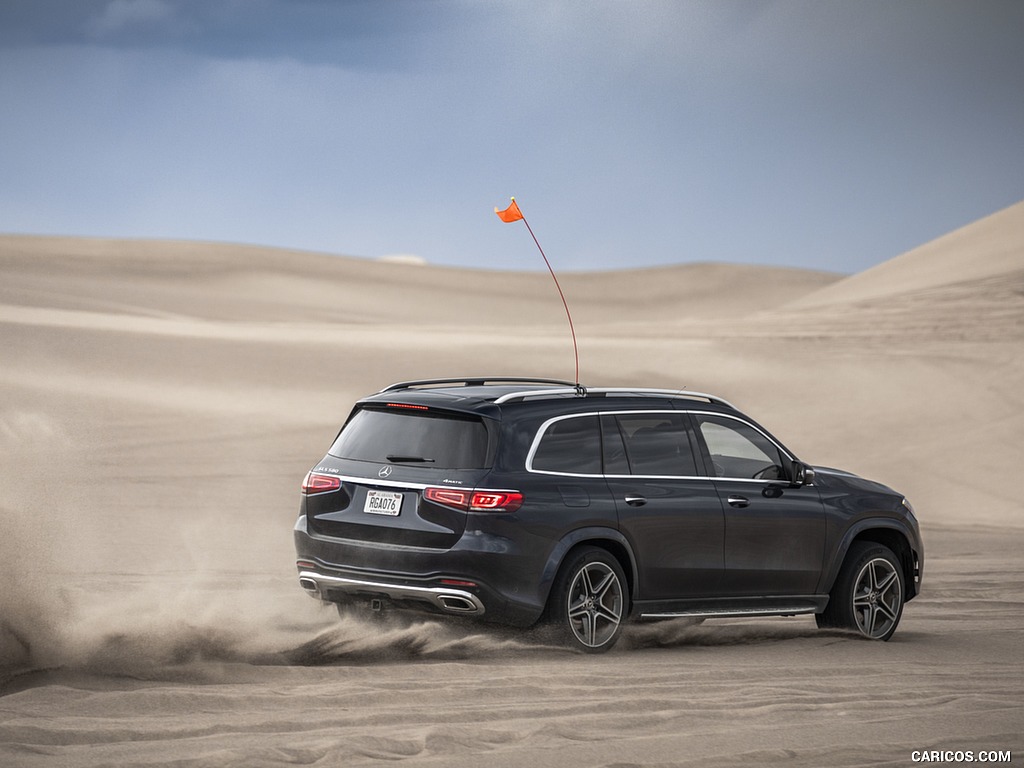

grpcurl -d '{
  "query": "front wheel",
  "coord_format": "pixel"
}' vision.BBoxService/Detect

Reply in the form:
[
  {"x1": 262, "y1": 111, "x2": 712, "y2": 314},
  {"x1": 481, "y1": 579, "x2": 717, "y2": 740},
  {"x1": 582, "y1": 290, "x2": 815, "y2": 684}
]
[
  {"x1": 817, "y1": 541, "x2": 905, "y2": 640},
  {"x1": 546, "y1": 546, "x2": 628, "y2": 653}
]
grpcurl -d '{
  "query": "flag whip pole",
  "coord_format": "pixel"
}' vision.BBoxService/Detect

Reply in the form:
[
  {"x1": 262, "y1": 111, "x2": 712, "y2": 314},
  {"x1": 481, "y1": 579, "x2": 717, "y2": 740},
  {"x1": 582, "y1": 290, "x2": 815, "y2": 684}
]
[{"x1": 495, "y1": 197, "x2": 580, "y2": 388}]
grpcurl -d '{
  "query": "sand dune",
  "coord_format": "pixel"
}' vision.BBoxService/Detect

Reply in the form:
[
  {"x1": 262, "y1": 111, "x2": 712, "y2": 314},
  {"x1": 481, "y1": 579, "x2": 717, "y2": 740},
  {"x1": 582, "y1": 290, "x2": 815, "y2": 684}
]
[
  {"x1": 752, "y1": 201, "x2": 1024, "y2": 342},
  {"x1": 0, "y1": 234, "x2": 840, "y2": 326},
  {"x1": 788, "y1": 200, "x2": 1024, "y2": 308},
  {"x1": 1, "y1": 202, "x2": 1022, "y2": 766}
]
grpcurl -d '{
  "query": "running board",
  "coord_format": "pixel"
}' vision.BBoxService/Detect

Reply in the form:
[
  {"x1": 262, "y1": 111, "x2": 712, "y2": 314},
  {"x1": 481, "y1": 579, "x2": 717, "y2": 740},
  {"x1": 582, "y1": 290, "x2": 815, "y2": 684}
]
[{"x1": 639, "y1": 606, "x2": 817, "y2": 621}]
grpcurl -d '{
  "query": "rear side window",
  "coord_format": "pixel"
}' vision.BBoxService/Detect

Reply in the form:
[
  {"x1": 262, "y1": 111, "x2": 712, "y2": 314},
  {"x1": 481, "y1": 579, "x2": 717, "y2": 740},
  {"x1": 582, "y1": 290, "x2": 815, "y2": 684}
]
[
  {"x1": 329, "y1": 407, "x2": 491, "y2": 469},
  {"x1": 531, "y1": 415, "x2": 602, "y2": 474}
]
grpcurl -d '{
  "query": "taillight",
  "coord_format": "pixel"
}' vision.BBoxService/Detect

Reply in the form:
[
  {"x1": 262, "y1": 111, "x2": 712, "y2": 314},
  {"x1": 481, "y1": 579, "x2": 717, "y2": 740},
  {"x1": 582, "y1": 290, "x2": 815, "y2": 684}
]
[
  {"x1": 424, "y1": 487, "x2": 523, "y2": 513},
  {"x1": 424, "y1": 487, "x2": 470, "y2": 508},
  {"x1": 469, "y1": 491, "x2": 523, "y2": 512},
  {"x1": 301, "y1": 472, "x2": 341, "y2": 494}
]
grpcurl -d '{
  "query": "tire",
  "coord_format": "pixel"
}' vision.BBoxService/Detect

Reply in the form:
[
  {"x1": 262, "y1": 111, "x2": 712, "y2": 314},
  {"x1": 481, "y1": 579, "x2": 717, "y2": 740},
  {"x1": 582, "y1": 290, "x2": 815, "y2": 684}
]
[
  {"x1": 546, "y1": 546, "x2": 628, "y2": 653},
  {"x1": 817, "y1": 541, "x2": 905, "y2": 640}
]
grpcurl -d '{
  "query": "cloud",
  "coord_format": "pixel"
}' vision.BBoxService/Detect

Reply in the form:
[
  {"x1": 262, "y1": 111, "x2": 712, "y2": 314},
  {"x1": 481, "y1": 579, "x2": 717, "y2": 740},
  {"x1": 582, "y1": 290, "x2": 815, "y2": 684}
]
[
  {"x1": 87, "y1": 0, "x2": 175, "y2": 38},
  {"x1": 0, "y1": 1, "x2": 1021, "y2": 274}
]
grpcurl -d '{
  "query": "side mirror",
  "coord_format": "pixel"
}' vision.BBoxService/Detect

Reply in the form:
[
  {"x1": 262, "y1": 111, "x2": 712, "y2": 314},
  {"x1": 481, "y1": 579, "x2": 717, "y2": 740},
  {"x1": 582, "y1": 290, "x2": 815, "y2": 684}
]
[{"x1": 790, "y1": 461, "x2": 815, "y2": 488}]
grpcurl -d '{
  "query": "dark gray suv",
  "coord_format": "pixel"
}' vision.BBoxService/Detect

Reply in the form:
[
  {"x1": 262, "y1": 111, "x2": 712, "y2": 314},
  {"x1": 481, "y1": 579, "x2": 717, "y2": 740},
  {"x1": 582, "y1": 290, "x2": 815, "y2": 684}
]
[{"x1": 294, "y1": 378, "x2": 923, "y2": 652}]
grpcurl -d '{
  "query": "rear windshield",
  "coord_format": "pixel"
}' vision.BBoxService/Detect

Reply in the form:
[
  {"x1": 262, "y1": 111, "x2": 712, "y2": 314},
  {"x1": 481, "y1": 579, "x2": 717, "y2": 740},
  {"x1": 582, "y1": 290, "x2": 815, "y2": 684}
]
[{"x1": 328, "y1": 406, "x2": 491, "y2": 469}]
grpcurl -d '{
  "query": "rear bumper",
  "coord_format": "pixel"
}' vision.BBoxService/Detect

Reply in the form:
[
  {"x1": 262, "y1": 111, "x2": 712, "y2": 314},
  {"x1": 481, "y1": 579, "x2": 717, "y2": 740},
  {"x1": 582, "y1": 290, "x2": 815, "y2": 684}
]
[
  {"x1": 297, "y1": 567, "x2": 485, "y2": 615},
  {"x1": 293, "y1": 517, "x2": 543, "y2": 626}
]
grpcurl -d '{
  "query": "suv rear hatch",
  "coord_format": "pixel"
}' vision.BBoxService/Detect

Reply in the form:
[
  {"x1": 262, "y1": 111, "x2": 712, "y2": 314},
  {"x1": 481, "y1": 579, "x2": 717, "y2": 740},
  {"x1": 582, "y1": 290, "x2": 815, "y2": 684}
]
[{"x1": 302, "y1": 403, "x2": 505, "y2": 549}]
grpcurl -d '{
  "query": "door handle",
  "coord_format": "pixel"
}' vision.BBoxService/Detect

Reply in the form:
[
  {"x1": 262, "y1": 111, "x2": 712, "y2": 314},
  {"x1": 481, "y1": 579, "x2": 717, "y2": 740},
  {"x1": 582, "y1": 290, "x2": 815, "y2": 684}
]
[
  {"x1": 624, "y1": 495, "x2": 647, "y2": 507},
  {"x1": 727, "y1": 495, "x2": 750, "y2": 508}
]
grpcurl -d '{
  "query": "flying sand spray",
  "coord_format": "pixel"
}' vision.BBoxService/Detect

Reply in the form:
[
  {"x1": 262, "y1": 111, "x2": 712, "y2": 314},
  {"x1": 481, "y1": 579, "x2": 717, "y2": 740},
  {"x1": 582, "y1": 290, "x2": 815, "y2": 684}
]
[{"x1": 494, "y1": 197, "x2": 581, "y2": 388}]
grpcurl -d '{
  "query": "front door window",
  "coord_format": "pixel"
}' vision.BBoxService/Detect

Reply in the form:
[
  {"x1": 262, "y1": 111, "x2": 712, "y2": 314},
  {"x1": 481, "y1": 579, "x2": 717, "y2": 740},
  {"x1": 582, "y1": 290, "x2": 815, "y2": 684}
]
[{"x1": 697, "y1": 415, "x2": 786, "y2": 481}]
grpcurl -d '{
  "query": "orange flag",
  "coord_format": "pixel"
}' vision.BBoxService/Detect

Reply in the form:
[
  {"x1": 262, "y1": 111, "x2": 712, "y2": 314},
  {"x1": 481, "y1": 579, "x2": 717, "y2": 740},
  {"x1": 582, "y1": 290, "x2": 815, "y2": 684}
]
[{"x1": 494, "y1": 198, "x2": 524, "y2": 223}]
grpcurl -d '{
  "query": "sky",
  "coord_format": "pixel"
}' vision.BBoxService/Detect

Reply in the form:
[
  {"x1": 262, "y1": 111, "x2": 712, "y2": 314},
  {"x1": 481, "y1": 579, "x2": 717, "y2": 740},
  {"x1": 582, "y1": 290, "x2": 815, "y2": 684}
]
[{"x1": 1, "y1": 0, "x2": 1022, "y2": 274}]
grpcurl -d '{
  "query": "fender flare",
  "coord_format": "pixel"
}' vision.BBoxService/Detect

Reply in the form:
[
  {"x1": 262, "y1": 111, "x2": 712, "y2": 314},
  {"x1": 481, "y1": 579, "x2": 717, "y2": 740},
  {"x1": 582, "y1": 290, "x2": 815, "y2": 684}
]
[
  {"x1": 820, "y1": 517, "x2": 920, "y2": 595},
  {"x1": 538, "y1": 527, "x2": 639, "y2": 605}
]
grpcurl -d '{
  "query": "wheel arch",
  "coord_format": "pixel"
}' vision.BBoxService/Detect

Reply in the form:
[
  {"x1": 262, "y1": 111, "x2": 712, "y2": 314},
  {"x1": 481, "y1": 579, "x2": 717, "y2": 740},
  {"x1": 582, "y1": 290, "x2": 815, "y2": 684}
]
[
  {"x1": 540, "y1": 527, "x2": 638, "y2": 610},
  {"x1": 824, "y1": 520, "x2": 921, "y2": 601}
]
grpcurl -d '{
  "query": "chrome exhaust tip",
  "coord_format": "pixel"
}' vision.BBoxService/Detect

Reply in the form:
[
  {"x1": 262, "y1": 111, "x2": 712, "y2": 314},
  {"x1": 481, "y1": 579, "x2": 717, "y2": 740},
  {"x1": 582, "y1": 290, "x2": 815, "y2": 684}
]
[{"x1": 438, "y1": 594, "x2": 478, "y2": 613}]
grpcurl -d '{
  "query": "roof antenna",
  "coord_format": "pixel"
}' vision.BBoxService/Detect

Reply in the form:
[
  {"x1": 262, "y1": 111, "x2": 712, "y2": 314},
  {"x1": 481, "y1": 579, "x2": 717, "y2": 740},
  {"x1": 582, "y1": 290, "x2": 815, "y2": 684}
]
[{"x1": 495, "y1": 197, "x2": 581, "y2": 389}]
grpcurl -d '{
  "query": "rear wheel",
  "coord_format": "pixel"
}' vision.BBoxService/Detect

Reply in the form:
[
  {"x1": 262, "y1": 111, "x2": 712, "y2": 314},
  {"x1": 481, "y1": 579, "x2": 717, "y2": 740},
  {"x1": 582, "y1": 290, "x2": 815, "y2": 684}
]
[
  {"x1": 547, "y1": 546, "x2": 627, "y2": 653},
  {"x1": 817, "y1": 541, "x2": 905, "y2": 640}
]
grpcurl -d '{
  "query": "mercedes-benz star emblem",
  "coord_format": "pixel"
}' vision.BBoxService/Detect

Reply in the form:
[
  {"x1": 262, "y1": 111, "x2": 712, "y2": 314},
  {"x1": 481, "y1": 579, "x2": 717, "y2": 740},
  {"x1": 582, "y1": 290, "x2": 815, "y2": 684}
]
[{"x1": 378, "y1": 466, "x2": 393, "y2": 479}]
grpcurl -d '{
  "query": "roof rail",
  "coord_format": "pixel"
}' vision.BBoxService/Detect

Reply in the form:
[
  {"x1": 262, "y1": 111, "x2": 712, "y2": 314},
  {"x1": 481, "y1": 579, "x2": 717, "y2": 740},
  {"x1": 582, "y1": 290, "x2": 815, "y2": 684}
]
[
  {"x1": 380, "y1": 377, "x2": 577, "y2": 393},
  {"x1": 493, "y1": 387, "x2": 737, "y2": 409}
]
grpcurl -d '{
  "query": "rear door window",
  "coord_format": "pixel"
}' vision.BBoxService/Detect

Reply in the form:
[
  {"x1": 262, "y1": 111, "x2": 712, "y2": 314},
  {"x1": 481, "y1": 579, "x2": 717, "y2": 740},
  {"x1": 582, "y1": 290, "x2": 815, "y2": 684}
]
[
  {"x1": 611, "y1": 413, "x2": 698, "y2": 476},
  {"x1": 329, "y1": 406, "x2": 491, "y2": 469}
]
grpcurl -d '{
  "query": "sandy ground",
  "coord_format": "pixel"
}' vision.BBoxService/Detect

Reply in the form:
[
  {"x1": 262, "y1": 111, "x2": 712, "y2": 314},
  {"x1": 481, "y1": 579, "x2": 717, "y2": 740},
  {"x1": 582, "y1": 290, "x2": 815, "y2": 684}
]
[{"x1": 1, "y1": 201, "x2": 1022, "y2": 766}]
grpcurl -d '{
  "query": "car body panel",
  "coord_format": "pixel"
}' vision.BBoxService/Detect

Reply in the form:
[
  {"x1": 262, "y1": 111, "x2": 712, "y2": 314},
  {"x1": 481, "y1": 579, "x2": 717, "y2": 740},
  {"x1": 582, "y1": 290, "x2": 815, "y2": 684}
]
[
  {"x1": 607, "y1": 475, "x2": 725, "y2": 599},
  {"x1": 714, "y1": 479, "x2": 827, "y2": 595}
]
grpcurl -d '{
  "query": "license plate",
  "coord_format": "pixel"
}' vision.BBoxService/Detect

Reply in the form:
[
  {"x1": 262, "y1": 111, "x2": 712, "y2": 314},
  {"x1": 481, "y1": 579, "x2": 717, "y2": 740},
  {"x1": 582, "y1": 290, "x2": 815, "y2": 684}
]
[{"x1": 363, "y1": 490, "x2": 403, "y2": 516}]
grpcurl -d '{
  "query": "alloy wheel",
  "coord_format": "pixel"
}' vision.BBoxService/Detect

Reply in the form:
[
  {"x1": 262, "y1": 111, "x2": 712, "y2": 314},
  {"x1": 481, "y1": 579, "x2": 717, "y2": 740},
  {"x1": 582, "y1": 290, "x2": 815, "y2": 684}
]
[
  {"x1": 566, "y1": 561, "x2": 624, "y2": 649},
  {"x1": 852, "y1": 556, "x2": 903, "y2": 639}
]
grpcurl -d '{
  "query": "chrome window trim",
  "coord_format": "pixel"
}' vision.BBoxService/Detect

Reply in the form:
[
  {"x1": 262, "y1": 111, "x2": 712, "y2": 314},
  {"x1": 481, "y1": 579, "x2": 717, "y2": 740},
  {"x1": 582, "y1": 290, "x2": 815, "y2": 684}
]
[
  {"x1": 525, "y1": 409, "x2": 795, "y2": 481},
  {"x1": 603, "y1": 472, "x2": 712, "y2": 481},
  {"x1": 525, "y1": 412, "x2": 606, "y2": 477}
]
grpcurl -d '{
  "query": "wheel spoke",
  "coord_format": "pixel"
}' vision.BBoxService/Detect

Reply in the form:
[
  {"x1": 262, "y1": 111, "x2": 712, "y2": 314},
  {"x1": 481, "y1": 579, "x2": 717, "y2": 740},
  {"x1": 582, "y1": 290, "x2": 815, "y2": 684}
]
[
  {"x1": 591, "y1": 570, "x2": 616, "y2": 600},
  {"x1": 580, "y1": 566, "x2": 596, "y2": 598},
  {"x1": 867, "y1": 561, "x2": 881, "y2": 590},
  {"x1": 578, "y1": 611, "x2": 595, "y2": 645},
  {"x1": 876, "y1": 570, "x2": 898, "y2": 595},
  {"x1": 870, "y1": 604, "x2": 883, "y2": 634},
  {"x1": 855, "y1": 605, "x2": 870, "y2": 632},
  {"x1": 595, "y1": 603, "x2": 621, "y2": 624},
  {"x1": 567, "y1": 599, "x2": 589, "y2": 619},
  {"x1": 881, "y1": 588, "x2": 901, "y2": 618}
]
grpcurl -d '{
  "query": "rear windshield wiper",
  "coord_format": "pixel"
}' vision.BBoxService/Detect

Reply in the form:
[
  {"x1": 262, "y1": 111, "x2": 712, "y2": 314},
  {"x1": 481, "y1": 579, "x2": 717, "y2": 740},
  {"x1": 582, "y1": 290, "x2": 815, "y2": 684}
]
[{"x1": 385, "y1": 455, "x2": 435, "y2": 463}]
